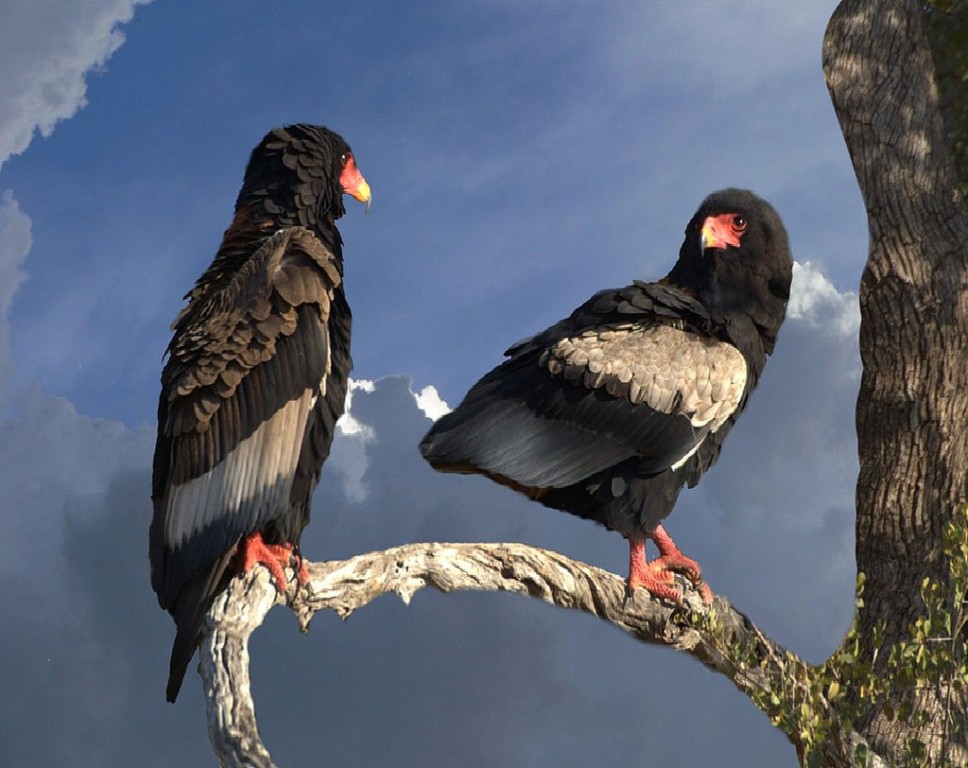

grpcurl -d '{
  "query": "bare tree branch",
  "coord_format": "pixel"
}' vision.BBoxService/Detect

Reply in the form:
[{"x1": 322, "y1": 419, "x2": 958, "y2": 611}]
[{"x1": 199, "y1": 543, "x2": 880, "y2": 767}]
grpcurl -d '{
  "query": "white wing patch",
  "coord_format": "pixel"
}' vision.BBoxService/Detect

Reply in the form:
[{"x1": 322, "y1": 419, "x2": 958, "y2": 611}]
[
  {"x1": 542, "y1": 324, "x2": 747, "y2": 432},
  {"x1": 164, "y1": 390, "x2": 315, "y2": 549}
]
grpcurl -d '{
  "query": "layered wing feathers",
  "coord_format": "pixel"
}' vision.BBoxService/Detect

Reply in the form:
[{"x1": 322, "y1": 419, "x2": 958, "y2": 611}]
[
  {"x1": 150, "y1": 227, "x2": 342, "y2": 609},
  {"x1": 541, "y1": 323, "x2": 746, "y2": 430},
  {"x1": 421, "y1": 282, "x2": 748, "y2": 490}
]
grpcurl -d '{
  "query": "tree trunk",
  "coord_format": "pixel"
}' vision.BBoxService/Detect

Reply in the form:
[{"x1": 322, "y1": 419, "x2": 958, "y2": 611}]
[{"x1": 824, "y1": 0, "x2": 968, "y2": 762}]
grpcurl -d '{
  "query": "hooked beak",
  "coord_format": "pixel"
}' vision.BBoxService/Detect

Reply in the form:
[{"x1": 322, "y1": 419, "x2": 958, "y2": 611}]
[
  {"x1": 340, "y1": 157, "x2": 372, "y2": 213},
  {"x1": 700, "y1": 222, "x2": 719, "y2": 252}
]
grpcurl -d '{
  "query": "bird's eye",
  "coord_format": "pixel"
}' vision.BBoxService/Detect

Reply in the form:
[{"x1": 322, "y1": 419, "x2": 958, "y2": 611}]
[
  {"x1": 731, "y1": 215, "x2": 748, "y2": 233},
  {"x1": 341, "y1": 153, "x2": 349, "y2": 165}
]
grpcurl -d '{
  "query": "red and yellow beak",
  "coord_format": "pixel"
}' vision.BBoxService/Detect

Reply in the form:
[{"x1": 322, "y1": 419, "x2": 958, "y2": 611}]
[
  {"x1": 339, "y1": 155, "x2": 372, "y2": 212},
  {"x1": 701, "y1": 213, "x2": 744, "y2": 251}
]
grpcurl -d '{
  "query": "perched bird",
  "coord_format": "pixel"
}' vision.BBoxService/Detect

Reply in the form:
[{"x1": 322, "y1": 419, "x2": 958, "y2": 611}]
[
  {"x1": 420, "y1": 189, "x2": 791, "y2": 603},
  {"x1": 150, "y1": 124, "x2": 371, "y2": 702}
]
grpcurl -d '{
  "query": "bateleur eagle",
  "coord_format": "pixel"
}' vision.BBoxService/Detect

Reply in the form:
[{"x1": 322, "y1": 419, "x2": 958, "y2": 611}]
[
  {"x1": 150, "y1": 124, "x2": 371, "y2": 702},
  {"x1": 420, "y1": 188, "x2": 792, "y2": 602}
]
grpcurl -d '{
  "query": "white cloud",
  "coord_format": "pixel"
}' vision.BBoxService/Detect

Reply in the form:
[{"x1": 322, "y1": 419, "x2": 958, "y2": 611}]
[
  {"x1": 0, "y1": 389, "x2": 152, "y2": 584},
  {"x1": 328, "y1": 379, "x2": 450, "y2": 503},
  {"x1": 788, "y1": 260, "x2": 860, "y2": 336},
  {"x1": 0, "y1": 192, "x2": 30, "y2": 386},
  {"x1": 329, "y1": 379, "x2": 378, "y2": 502},
  {"x1": 0, "y1": 0, "x2": 152, "y2": 171},
  {"x1": 413, "y1": 384, "x2": 450, "y2": 421},
  {"x1": 0, "y1": 0, "x2": 151, "y2": 397},
  {"x1": 337, "y1": 378, "x2": 377, "y2": 439}
]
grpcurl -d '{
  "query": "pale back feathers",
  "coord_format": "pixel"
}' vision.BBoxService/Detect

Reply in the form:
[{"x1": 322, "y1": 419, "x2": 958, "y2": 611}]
[{"x1": 541, "y1": 324, "x2": 746, "y2": 430}]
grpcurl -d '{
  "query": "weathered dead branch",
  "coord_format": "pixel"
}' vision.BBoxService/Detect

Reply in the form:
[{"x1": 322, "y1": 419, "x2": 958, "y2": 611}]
[{"x1": 200, "y1": 542, "x2": 878, "y2": 767}]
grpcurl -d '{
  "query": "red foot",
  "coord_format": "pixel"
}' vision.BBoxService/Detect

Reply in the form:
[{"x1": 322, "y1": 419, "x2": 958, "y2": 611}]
[
  {"x1": 628, "y1": 538, "x2": 681, "y2": 602},
  {"x1": 650, "y1": 525, "x2": 702, "y2": 583},
  {"x1": 239, "y1": 532, "x2": 309, "y2": 593},
  {"x1": 627, "y1": 526, "x2": 713, "y2": 605}
]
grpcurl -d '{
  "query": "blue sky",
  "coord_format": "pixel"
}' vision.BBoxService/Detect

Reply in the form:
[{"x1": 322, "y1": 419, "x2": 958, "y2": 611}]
[{"x1": 0, "y1": 1, "x2": 868, "y2": 765}]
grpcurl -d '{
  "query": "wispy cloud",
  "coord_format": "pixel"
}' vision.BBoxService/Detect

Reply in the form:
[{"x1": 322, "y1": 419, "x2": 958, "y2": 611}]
[
  {"x1": 0, "y1": 0, "x2": 152, "y2": 171},
  {"x1": 0, "y1": 0, "x2": 153, "y2": 399}
]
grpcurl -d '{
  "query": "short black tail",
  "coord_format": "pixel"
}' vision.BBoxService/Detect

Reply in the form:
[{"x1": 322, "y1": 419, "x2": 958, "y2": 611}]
[{"x1": 165, "y1": 550, "x2": 235, "y2": 702}]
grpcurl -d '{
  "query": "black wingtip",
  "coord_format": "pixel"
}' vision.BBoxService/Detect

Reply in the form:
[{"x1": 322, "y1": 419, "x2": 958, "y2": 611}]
[
  {"x1": 165, "y1": 679, "x2": 182, "y2": 704},
  {"x1": 161, "y1": 549, "x2": 238, "y2": 703},
  {"x1": 417, "y1": 432, "x2": 436, "y2": 461},
  {"x1": 418, "y1": 419, "x2": 450, "y2": 463}
]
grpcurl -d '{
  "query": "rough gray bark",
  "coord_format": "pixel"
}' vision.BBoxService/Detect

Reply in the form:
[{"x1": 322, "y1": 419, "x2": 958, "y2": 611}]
[
  {"x1": 202, "y1": 572, "x2": 278, "y2": 768},
  {"x1": 824, "y1": 0, "x2": 968, "y2": 762}
]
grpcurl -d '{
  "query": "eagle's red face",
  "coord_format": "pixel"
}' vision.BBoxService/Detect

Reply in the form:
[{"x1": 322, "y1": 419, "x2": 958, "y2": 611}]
[
  {"x1": 339, "y1": 152, "x2": 371, "y2": 211},
  {"x1": 700, "y1": 213, "x2": 748, "y2": 251}
]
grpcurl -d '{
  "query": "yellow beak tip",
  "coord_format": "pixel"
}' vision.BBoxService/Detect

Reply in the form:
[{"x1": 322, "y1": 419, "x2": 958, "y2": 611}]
[{"x1": 354, "y1": 180, "x2": 372, "y2": 210}]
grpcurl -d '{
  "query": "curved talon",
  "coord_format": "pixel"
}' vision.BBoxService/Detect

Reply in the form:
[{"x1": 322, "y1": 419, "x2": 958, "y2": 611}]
[
  {"x1": 651, "y1": 554, "x2": 702, "y2": 584},
  {"x1": 291, "y1": 547, "x2": 310, "y2": 588}
]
